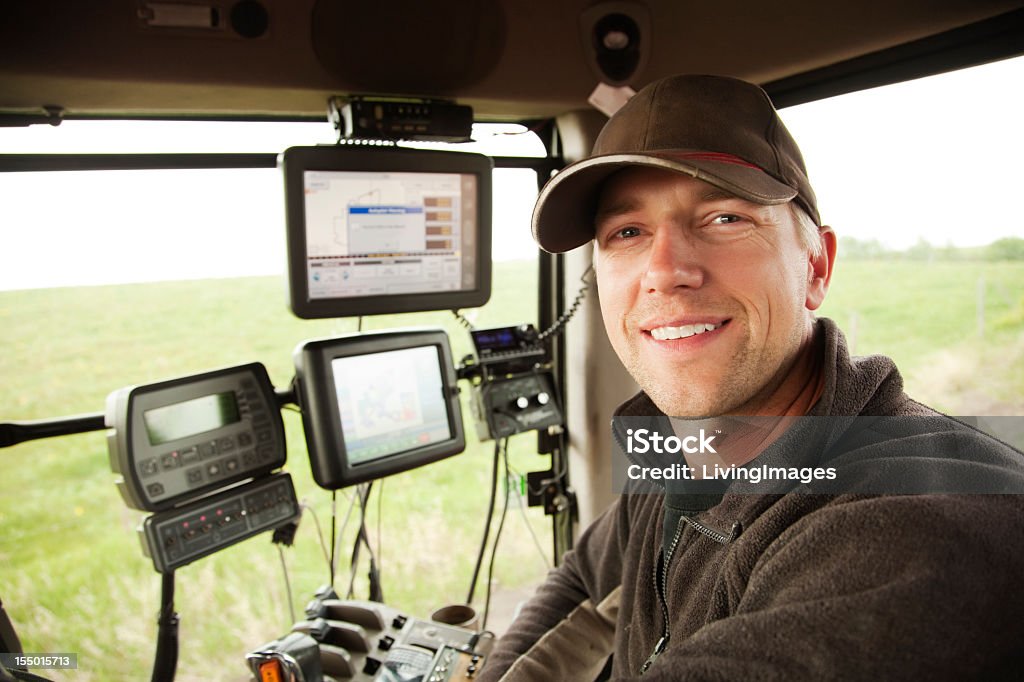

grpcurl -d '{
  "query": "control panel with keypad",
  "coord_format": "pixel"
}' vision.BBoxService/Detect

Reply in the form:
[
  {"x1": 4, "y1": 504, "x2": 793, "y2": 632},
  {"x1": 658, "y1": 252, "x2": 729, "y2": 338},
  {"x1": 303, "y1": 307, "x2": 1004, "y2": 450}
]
[
  {"x1": 141, "y1": 472, "x2": 299, "y2": 573},
  {"x1": 105, "y1": 362, "x2": 286, "y2": 511}
]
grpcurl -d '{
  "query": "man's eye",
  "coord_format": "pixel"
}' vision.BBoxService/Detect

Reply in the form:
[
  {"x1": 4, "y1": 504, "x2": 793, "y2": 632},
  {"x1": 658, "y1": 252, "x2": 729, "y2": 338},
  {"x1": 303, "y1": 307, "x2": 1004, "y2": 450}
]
[
  {"x1": 615, "y1": 226, "x2": 642, "y2": 239},
  {"x1": 710, "y1": 214, "x2": 742, "y2": 225}
]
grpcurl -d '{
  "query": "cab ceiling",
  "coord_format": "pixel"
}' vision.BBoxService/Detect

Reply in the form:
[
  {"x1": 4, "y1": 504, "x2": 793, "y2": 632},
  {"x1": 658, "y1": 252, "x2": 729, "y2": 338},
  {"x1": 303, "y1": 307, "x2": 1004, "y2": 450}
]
[{"x1": 0, "y1": 0, "x2": 1022, "y2": 120}]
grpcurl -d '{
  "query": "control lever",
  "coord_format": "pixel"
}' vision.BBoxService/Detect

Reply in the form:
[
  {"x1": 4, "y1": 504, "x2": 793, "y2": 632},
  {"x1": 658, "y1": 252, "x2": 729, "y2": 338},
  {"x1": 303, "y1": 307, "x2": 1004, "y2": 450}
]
[
  {"x1": 319, "y1": 643, "x2": 355, "y2": 679},
  {"x1": 307, "y1": 599, "x2": 387, "y2": 631},
  {"x1": 293, "y1": 617, "x2": 371, "y2": 653}
]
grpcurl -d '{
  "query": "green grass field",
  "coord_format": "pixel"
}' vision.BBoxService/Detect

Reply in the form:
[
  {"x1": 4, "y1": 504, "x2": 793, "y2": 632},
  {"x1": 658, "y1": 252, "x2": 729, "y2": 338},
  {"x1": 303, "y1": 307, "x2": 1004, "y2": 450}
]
[
  {"x1": 1, "y1": 260, "x2": 555, "y2": 681},
  {"x1": 1, "y1": 257, "x2": 1022, "y2": 680},
  {"x1": 820, "y1": 259, "x2": 1024, "y2": 414}
]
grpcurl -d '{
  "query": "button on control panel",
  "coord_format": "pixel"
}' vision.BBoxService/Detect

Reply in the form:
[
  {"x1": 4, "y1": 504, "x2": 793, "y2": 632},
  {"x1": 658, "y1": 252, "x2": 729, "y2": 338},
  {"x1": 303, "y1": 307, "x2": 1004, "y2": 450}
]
[{"x1": 471, "y1": 371, "x2": 563, "y2": 441}]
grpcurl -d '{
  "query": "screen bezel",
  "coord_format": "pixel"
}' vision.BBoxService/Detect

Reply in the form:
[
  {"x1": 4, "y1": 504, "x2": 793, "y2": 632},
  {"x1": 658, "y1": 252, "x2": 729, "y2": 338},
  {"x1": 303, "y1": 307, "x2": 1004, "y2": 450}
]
[
  {"x1": 281, "y1": 145, "x2": 493, "y2": 319},
  {"x1": 294, "y1": 329, "x2": 466, "y2": 489}
]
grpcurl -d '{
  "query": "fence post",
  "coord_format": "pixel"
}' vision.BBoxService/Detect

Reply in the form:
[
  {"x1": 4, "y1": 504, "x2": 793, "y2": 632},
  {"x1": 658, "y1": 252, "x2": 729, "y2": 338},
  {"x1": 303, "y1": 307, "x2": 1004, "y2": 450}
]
[{"x1": 977, "y1": 276, "x2": 985, "y2": 338}]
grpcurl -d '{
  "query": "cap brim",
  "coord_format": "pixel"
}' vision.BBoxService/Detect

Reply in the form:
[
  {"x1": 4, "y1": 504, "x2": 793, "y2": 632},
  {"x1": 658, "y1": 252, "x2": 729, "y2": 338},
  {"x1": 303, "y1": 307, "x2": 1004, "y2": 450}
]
[{"x1": 532, "y1": 152, "x2": 799, "y2": 253}]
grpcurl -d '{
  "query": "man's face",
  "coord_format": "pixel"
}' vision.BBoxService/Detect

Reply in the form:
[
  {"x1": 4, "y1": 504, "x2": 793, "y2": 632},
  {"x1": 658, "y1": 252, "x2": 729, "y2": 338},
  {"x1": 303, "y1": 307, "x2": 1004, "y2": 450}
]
[{"x1": 593, "y1": 166, "x2": 829, "y2": 417}]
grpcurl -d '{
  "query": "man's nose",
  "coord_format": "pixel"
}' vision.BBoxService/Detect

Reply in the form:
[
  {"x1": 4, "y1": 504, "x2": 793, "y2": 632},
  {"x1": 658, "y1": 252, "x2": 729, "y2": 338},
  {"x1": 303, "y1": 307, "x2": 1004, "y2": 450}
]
[{"x1": 640, "y1": 228, "x2": 704, "y2": 294}]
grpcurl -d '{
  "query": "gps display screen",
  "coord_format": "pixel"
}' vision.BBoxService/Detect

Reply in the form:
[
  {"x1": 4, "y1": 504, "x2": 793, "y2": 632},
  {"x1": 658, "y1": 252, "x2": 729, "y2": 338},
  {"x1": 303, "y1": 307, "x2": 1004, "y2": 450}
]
[{"x1": 330, "y1": 345, "x2": 452, "y2": 465}]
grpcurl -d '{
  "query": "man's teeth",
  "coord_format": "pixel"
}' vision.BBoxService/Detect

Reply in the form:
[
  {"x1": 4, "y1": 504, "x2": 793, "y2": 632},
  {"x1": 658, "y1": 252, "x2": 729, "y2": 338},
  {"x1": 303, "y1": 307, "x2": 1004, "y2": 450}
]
[{"x1": 650, "y1": 323, "x2": 720, "y2": 341}]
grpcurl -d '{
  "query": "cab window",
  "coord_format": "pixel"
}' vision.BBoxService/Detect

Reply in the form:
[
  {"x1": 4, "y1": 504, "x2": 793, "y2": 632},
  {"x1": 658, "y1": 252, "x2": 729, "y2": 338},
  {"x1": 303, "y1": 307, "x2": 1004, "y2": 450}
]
[{"x1": 0, "y1": 120, "x2": 554, "y2": 677}]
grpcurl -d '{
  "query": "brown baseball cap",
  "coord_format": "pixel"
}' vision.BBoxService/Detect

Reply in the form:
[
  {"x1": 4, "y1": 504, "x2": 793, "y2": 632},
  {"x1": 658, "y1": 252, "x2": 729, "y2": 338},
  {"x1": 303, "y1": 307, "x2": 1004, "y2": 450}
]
[{"x1": 532, "y1": 74, "x2": 820, "y2": 253}]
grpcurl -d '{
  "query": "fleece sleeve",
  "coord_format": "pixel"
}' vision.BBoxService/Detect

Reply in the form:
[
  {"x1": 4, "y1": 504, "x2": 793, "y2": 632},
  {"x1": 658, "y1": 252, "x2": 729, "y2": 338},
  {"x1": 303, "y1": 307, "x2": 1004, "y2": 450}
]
[{"x1": 477, "y1": 493, "x2": 638, "y2": 682}]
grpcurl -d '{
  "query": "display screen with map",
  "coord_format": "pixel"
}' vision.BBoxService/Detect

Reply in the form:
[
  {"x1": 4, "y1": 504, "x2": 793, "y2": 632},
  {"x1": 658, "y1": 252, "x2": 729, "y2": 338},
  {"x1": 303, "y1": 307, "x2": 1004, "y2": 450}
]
[
  {"x1": 282, "y1": 146, "x2": 492, "y2": 318},
  {"x1": 294, "y1": 329, "x2": 466, "y2": 489},
  {"x1": 331, "y1": 345, "x2": 451, "y2": 465}
]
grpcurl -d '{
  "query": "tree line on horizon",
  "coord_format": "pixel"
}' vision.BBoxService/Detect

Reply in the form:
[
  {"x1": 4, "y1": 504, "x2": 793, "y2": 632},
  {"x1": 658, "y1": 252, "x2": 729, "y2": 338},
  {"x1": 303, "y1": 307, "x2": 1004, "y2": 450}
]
[{"x1": 838, "y1": 236, "x2": 1024, "y2": 262}]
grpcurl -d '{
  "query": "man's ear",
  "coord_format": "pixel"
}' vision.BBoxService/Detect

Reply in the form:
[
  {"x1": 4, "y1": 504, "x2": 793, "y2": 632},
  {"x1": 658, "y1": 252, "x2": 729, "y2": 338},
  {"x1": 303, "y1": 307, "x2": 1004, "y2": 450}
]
[{"x1": 806, "y1": 226, "x2": 837, "y2": 311}]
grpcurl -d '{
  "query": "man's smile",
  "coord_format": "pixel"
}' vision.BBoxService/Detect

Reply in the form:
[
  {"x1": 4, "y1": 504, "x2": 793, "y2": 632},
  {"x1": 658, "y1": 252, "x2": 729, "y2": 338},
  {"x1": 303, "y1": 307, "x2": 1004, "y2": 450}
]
[{"x1": 647, "y1": 320, "x2": 728, "y2": 341}]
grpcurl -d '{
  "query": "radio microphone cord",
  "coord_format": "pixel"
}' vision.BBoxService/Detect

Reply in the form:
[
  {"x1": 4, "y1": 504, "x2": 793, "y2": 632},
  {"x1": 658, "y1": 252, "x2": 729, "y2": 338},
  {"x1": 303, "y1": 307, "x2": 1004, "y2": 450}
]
[
  {"x1": 451, "y1": 265, "x2": 592, "y2": 341},
  {"x1": 466, "y1": 439, "x2": 502, "y2": 605},
  {"x1": 483, "y1": 439, "x2": 512, "y2": 631}
]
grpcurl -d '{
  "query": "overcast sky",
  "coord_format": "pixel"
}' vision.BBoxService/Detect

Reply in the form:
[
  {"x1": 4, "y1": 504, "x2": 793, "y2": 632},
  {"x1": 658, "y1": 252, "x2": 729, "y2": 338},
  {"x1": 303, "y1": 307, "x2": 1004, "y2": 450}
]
[{"x1": 779, "y1": 55, "x2": 1024, "y2": 249}]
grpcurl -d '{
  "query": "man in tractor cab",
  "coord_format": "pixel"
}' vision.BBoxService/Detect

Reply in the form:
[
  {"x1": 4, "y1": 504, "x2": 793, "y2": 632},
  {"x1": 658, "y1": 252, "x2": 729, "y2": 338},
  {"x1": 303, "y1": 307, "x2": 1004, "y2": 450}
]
[{"x1": 477, "y1": 75, "x2": 1024, "y2": 681}]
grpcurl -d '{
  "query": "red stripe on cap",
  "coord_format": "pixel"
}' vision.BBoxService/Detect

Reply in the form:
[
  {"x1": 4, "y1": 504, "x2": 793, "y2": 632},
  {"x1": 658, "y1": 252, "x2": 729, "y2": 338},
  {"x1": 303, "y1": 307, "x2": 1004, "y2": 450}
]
[{"x1": 659, "y1": 151, "x2": 761, "y2": 170}]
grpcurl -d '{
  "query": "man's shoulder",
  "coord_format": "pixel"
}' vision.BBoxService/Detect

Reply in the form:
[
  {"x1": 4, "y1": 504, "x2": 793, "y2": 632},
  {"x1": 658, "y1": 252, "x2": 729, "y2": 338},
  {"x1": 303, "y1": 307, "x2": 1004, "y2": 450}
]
[
  {"x1": 815, "y1": 317, "x2": 916, "y2": 416},
  {"x1": 819, "y1": 412, "x2": 1024, "y2": 493},
  {"x1": 735, "y1": 493, "x2": 1024, "y2": 611}
]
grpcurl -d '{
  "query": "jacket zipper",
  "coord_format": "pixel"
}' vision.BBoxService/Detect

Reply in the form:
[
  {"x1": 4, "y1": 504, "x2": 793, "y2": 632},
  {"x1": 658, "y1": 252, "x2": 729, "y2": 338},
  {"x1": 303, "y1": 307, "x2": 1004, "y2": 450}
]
[
  {"x1": 681, "y1": 514, "x2": 737, "y2": 545},
  {"x1": 641, "y1": 515, "x2": 685, "y2": 675},
  {"x1": 612, "y1": 417, "x2": 739, "y2": 673},
  {"x1": 640, "y1": 515, "x2": 738, "y2": 675}
]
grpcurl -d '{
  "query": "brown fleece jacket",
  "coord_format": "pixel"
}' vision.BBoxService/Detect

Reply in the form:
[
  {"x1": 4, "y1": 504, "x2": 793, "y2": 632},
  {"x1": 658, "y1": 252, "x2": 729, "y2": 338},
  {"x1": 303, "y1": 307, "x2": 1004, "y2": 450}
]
[{"x1": 479, "y1": 318, "x2": 1024, "y2": 681}]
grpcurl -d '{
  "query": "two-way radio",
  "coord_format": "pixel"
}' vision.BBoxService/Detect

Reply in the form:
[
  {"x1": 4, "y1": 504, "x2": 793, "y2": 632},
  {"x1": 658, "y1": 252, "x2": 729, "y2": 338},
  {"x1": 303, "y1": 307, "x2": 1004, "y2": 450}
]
[{"x1": 462, "y1": 325, "x2": 564, "y2": 441}]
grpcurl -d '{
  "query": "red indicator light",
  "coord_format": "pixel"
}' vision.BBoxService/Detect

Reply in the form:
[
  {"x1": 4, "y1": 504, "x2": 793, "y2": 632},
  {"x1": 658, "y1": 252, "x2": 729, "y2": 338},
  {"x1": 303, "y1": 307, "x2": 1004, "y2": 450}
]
[{"x1": 258, "y1": 660, "x2": 283, "y2": 682}]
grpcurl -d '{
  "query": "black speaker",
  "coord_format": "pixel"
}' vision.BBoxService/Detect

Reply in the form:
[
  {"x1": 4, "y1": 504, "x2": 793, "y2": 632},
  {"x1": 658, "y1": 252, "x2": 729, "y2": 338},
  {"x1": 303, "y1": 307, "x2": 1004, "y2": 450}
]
[
  {"x1": 230, "y1": 0, "x2": 269, "y2": 39},
  {"x1": 580, "y1": 2, "x2": 651, "y2": 86}
]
